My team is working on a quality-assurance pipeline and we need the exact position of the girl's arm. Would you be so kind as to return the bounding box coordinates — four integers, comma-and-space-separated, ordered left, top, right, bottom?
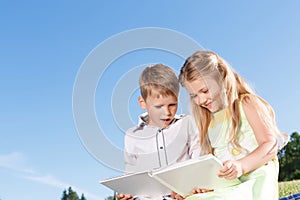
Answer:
239, 94, 278, 174
218, 94, 278, 179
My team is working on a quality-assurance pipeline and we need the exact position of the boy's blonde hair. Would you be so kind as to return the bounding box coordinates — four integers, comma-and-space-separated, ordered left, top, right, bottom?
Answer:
139, 64, 179, 100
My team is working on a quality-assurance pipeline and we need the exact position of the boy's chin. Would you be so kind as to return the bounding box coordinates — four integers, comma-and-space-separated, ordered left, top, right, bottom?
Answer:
151, 119, 173, 128
154, 123, 168, 129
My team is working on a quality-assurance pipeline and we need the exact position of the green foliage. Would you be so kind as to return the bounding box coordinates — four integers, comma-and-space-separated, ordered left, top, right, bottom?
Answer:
61, 187, 86, 200
279, 180, 300, 198
80, 194, 87, 200
105, 196, 115, 200
62, 190, 68, 200
105, 192, 117, 200
278, 132, 300, 181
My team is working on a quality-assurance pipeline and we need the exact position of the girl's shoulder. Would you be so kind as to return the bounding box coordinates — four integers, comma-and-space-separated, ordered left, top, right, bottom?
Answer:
240, 94, 264, 109
240, 93, 257, 102
239, 93, 271, 124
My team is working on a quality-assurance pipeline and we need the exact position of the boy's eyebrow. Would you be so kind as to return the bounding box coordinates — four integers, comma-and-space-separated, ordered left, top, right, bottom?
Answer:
153, 101, 178, 106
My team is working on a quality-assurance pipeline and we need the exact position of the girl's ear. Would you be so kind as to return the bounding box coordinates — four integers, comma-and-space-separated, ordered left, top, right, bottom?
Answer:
138, 96, 147, 110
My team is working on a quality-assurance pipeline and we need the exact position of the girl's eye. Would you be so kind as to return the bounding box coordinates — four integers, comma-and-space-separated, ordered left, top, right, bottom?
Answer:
190, 94, 197, 99
203, 90, 208, 94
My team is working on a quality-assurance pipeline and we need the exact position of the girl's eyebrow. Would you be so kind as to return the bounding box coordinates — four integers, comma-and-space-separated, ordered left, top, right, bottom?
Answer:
199, 86, 208, 92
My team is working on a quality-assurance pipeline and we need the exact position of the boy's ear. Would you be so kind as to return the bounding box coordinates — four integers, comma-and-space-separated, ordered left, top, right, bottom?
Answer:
138, 96, 147, 110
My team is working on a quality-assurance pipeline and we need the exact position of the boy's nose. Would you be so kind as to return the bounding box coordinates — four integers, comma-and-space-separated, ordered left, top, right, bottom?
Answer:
164, 107, 171, 116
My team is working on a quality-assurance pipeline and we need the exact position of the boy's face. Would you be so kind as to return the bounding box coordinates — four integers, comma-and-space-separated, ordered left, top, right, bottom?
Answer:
139, 92, 178, 128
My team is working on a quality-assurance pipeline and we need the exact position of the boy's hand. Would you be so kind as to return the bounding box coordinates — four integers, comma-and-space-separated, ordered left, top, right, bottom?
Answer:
116, 193, 134, 200
171, 191, 186, 200
218, 160, 243, 179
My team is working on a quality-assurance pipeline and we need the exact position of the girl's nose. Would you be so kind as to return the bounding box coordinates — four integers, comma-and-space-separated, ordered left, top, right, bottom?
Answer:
195, 95, 207, 106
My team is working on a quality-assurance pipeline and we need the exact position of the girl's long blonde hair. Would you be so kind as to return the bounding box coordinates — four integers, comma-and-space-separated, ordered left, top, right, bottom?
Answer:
179, 50, 282, 155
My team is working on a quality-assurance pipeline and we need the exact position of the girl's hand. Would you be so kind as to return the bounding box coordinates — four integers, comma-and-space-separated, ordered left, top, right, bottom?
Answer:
171, 188, 213, 200
192, 188, 213, 194
218, 160, 243, 179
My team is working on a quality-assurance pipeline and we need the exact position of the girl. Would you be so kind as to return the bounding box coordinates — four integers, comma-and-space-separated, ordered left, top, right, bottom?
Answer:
179, 50, 289, 200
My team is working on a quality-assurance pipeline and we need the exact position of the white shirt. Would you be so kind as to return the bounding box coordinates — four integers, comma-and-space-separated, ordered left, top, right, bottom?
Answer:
124, 113, 200, 173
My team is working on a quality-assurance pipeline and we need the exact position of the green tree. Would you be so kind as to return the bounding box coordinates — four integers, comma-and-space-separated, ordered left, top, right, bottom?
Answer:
278, 132, 300, 181
80, 194, 87, 200
105, 196, 115, 200
105, 192, 117, 200
61, 187, 86, 200
68, 187, 79, 200
61, 190, 68, 200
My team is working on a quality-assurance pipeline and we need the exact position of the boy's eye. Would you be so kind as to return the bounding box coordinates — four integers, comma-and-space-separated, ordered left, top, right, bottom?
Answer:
154, 105, 162, 108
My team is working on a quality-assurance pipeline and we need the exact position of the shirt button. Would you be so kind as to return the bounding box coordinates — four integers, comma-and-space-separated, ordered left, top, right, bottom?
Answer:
160, 146, 163, 149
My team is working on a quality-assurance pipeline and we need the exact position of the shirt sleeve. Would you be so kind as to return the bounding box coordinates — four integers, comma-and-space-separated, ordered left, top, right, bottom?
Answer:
124, 132, 138, 173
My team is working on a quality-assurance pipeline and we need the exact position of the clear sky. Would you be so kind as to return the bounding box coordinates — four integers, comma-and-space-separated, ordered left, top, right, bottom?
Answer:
1, 1, 300, 199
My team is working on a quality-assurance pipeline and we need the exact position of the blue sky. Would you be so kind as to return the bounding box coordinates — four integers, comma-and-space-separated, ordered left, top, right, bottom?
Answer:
1, 1, 300, 199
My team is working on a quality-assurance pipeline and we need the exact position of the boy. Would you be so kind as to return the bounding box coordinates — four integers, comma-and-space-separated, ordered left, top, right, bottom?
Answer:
118, 64, 200, 200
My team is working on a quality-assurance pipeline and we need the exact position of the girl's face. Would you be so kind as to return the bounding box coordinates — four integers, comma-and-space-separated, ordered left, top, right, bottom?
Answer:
184, 77, 227, 113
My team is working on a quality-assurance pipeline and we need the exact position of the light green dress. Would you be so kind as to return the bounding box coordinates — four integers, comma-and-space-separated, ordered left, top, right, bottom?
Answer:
187, 100, 279, 200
